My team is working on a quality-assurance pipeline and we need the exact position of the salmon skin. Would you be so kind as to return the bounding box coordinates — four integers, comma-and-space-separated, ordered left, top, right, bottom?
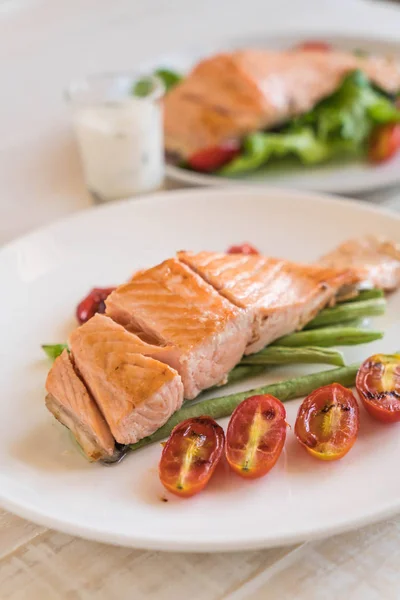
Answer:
106, 258, 251, 399
69, 314, 184, 445
178, 251, 357, 353
164, 49, 400, 158
320, 235, 400, 291
45, 349, 116, 461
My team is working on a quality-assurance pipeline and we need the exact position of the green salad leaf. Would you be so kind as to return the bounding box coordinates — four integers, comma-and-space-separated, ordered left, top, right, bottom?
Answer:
220, 129, 355, 176
133, 69, 182, 97
219, 70, 400, 176
294, 70, 400, 141
42, 344, 68, 361
132, 78, 154, 98
154, 68, 182, 91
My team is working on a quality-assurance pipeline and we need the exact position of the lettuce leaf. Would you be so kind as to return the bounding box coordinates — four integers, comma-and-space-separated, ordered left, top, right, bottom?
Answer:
219, 70, 400, 176
219, 129, 358, 176
42, 344, 68, 361
294, 70, 400, 142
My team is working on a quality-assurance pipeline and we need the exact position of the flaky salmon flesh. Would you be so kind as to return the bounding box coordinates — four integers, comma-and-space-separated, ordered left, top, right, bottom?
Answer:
45, 237, 400, 455
178, 251, 357, 353
320, 235, 400, 291
106, 258, 250, 399
164, 48, 400, 158
69, 314, 184, 445
45, 350, 116, 461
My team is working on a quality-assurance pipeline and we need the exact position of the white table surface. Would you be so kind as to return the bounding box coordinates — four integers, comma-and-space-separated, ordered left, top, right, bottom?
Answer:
1, 1, 400, 598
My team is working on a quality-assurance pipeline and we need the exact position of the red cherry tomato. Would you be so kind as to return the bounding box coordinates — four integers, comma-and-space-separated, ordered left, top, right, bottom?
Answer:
296, 40, 332, 52
356, 353, 400, 423
368, 124, 400, 164
225, 395, 287, 479
76, 287, 116, 324
187, 141, 241, 172
159, 416, 225, 498
295, 383, 359, 461
226, 243, 260, 255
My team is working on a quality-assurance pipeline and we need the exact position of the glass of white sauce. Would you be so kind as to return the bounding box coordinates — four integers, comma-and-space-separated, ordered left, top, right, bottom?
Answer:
66, 73, 165, 202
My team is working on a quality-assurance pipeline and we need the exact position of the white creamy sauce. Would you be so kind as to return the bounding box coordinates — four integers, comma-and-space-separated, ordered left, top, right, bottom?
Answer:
73, 98, 164, 201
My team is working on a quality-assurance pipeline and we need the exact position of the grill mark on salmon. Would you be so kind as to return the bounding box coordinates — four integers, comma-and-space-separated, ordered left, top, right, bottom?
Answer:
106, 258, 251, 398
164, 49, 400, 158
69, 314, 184, 445
178, 251, 357, 353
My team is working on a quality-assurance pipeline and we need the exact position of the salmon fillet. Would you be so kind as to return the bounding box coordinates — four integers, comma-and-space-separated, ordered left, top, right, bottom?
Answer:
106, 258, 250, 398
164, 49, 400, 158
69, 314, 184, 445
178, 251, 356, 353
320, 235, 400, 291
45, 350, 116, 461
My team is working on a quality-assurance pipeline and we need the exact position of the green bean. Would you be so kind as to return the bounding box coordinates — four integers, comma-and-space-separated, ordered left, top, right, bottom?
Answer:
129, 363, 359, 451
305, 298, 386, 329
273, 326, 383, 348
341, 289, 384, 303
326, 318, 365, 328
240, 345, 344, 366
225, 365, 266, 384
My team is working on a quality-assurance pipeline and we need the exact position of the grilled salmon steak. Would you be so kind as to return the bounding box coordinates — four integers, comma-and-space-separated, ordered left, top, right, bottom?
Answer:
69, 314, 184, 445
178, 251, 357, 353
106, 258, 250, 398
45, 349, 115, 461
164, 49, 400, 158
320, 235, 400, 291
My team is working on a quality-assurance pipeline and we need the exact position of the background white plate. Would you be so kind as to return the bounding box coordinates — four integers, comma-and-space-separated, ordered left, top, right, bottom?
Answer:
1, 187, 400, 552
152, 33, 400, 194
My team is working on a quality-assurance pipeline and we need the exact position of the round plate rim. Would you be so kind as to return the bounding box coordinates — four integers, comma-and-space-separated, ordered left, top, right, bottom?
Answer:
2, 185, 400, 552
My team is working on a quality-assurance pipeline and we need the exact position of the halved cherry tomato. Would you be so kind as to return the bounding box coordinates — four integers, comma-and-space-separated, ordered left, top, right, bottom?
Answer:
187, 141, 241, 172
159, 416, 225, 497
76, 287, 116, 324
356, 353, 400, 423
368, 124, 400, 164
225, 394, 287, 479
295, 383, 359, 461
226, 243, 260, 255
296, 40, 332, 52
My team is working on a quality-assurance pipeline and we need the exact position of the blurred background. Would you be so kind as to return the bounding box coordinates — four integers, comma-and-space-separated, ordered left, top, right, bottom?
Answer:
1, 0, 399, 244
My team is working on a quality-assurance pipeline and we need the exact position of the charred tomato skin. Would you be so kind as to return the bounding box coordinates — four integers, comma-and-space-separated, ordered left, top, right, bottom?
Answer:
295, 383, 359, 461
226, 243, 260, 255
76, 287, 116, 324
356, 353, 400, 423
225, 394, 287, 479
159, 416, 225, 498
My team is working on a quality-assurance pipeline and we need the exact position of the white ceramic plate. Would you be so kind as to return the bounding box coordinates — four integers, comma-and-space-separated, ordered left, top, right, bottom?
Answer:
1, 187, 400, 552
149, 33, 400, 194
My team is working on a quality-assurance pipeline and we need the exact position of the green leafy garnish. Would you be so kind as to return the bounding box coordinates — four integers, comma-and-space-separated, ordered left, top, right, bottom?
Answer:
293, 71, 400, 142
154, 68, 182, 91
220, 129, 350, 176
42, 344, 68, 361
132, 69, 182, 97
132, 78, 154, 98
219, 70, 400, 176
